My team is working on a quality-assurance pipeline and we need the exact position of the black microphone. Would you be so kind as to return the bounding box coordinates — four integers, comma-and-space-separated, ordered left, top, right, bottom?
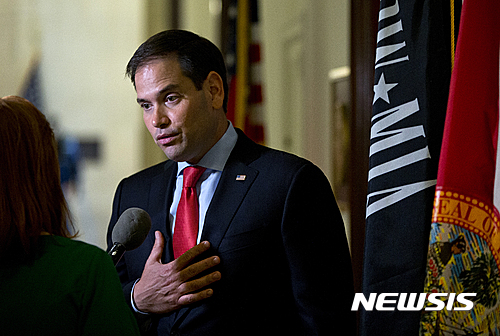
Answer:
108, 207, 152, 266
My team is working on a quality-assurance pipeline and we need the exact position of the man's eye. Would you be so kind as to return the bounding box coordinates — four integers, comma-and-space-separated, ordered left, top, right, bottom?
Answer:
141, 103, 152, 110
165, 95, 180, 104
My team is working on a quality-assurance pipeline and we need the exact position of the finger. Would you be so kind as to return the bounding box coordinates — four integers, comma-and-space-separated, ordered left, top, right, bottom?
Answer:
145, 231, 164, 265
177, 288, 215, 306
180, 270, 221, 295
180, 256, 220, 282
175, 241, 211, 269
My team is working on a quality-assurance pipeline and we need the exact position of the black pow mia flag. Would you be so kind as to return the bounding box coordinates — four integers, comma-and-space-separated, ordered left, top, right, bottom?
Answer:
360, 0, 461, 334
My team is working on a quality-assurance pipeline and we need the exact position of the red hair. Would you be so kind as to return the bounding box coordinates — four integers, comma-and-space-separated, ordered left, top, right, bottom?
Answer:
0, 96, 75, 261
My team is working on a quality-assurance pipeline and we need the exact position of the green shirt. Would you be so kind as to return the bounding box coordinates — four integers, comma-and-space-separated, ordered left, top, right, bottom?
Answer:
0, 235, 140, 335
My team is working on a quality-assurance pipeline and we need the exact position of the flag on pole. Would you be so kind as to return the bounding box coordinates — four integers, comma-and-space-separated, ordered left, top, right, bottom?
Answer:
420, 0, 500, 334
223, 0, 265, 144
361, 0, 461, 334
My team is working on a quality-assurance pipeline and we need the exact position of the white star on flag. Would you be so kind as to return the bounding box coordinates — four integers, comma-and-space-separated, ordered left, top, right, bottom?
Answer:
373, 73, 398, 105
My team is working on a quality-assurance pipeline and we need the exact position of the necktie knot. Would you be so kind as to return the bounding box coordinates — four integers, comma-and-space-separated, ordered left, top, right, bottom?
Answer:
183, 166, 206, 188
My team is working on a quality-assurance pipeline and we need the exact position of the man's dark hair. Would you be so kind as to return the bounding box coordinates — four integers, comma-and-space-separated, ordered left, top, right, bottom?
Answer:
126, 29, 228, 112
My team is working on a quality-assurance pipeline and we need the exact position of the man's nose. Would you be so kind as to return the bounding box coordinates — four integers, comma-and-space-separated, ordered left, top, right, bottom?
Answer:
151, 106, 170, 128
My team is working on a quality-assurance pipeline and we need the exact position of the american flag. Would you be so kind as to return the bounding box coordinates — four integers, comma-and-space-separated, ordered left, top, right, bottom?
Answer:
223, 0, 265, 144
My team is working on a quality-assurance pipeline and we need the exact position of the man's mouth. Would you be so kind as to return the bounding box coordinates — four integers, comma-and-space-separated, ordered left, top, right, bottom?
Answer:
156, 132, 179, 145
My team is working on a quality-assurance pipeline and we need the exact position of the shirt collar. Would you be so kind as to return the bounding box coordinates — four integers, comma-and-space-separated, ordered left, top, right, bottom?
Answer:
177, 121, 238, 175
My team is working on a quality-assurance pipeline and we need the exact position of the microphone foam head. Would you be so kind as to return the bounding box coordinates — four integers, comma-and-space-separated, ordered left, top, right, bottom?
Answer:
112, 207, 152, 250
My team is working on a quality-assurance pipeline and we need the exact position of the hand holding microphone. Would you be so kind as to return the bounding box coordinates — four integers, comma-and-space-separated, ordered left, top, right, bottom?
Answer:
108, 207, 152, 266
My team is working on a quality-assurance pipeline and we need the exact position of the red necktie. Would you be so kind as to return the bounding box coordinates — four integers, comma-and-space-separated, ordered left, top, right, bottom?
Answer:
172, 166, 206, 259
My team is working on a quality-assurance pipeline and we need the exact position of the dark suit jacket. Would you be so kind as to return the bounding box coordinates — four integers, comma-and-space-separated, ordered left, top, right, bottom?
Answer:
107, 130, 355, 335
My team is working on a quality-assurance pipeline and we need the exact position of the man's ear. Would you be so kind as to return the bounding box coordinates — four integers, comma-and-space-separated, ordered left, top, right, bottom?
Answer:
206, 71, 224, 110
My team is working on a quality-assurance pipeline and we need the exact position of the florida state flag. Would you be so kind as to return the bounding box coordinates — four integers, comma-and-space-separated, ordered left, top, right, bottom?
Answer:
421, 0, 500, 334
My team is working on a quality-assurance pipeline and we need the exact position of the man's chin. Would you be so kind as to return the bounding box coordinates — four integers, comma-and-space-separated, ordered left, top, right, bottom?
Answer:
162, 150, 188, 163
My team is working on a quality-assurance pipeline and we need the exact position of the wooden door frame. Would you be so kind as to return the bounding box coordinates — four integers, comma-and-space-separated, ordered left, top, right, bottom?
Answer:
349, 0, 379, 293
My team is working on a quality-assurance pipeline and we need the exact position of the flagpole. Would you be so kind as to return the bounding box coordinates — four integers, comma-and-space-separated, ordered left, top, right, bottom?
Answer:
450, 0, 456, 70
235, 0, 249, 131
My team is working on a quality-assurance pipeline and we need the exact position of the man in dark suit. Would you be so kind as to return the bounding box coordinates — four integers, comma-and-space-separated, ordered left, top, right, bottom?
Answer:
107, 29, 355, 335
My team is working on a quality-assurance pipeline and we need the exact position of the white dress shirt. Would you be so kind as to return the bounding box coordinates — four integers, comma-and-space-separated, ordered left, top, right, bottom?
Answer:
169, 121, 238, 243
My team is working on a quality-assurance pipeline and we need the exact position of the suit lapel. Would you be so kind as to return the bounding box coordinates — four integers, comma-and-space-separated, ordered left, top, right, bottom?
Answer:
201, 160, 258, 249
173, 130, 261, 327
201, 130, 261, 249
175, 129, 261, 325
148, 160, 177, 263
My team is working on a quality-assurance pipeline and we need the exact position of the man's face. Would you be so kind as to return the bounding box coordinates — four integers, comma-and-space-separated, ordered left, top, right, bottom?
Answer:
135, 57, 224, 163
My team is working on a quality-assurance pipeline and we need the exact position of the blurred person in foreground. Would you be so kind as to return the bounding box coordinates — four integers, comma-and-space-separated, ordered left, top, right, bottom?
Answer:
107, 29, 355, 335
0, 96, 140, 336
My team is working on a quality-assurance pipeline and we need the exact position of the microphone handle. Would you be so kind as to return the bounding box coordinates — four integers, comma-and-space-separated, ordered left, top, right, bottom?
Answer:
108, 242, 126, 266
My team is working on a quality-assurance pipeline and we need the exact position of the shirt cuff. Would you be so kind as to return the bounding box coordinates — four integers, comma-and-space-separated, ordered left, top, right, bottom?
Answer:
131, 278, 150, 315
